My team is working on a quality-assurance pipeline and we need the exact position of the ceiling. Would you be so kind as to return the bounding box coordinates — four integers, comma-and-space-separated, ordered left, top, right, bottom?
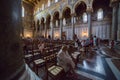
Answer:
23, 0, 41, 5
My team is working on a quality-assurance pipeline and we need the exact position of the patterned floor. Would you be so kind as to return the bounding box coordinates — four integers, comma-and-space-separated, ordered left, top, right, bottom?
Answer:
36, 46, 119, 80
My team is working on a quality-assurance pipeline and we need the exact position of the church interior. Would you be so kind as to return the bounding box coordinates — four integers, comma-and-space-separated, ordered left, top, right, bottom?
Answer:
0, 0, 120, 80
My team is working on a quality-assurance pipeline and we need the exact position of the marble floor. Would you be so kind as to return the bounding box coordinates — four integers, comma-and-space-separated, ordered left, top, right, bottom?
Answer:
33, 45, 120, 80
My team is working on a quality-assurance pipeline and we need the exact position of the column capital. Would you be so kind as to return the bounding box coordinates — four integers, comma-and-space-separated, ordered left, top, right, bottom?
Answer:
86, 7, 93, 13
59, 17, 63, 20
71, 13, 76, 17
59, 13, 63, 19
50, 16, 53, 22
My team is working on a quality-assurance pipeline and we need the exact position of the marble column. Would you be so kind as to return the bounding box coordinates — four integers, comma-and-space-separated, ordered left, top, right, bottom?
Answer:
0, 0, 25, 79
111, 2, 119, 40
71, 13, 75, 40
38, 21, 42, 36
87, 11, 92, 38
117, 2, 120, 41
59, 18, 63, 40
50, 17, 54, 39
44, 21, 47, 38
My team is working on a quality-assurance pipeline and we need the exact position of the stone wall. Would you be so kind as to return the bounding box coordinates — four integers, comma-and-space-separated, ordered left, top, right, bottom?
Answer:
22, 2, 34, 38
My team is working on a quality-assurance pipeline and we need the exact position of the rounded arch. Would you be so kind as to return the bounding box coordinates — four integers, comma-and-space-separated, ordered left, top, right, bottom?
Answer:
93, 0, 111, 11
92, 0, 112, 20
46, 14, 51, 29
73, 0, 87, 13
40, 17, 45, 30
53, 11, 60, 21
62, 7, 71, 18
74, 1, 87, 16
53, 11, 60, 27
51, 9, 60, 17
62, 5, 72, 14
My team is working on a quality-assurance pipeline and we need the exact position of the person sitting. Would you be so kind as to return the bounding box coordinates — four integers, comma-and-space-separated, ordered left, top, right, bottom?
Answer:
57, 45, 75, 73
38, 42, 45, 53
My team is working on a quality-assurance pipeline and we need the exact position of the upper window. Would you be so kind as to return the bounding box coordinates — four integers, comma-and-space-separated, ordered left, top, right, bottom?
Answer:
63, 18, 66, 26
55, 0, 58, 3
22, 7, 24, 17
97, 8, 103, 21
56, 20, 58, 27
83, 12, 87, 23
48, 0, 51, 7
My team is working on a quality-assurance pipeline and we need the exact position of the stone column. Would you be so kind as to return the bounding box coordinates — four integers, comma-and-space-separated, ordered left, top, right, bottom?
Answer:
87, 8, 92, 38
39, 21, 41, 36
59, 17, 63, 40
111, 1, 119, 40
71, 13, 75, 40
117, 2, 120, 41
0, 0, 25, 79
44, 20, 47, 38
50, 17, 54, 39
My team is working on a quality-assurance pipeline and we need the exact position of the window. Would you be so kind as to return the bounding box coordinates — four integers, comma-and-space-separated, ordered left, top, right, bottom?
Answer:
55, 0, 58, 3
97, 8, 103, 21
83, 12, 87, 23
42, 4, 44, 10
63, 18, 66, 26
56, 20, 58, 27
22, 7, 24, 17
48, 0, 50, 7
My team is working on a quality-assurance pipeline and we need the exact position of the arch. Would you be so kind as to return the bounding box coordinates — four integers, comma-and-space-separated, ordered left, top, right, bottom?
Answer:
53, 11, 60, 21
93, 0, 111, 11
62, 7, 71, 18
46, 14, 51, 29
73, 0, 87, 13
92, 0, 112, 19
74, 1, 87, 16
51, 9, 60, 17
62, 5, 72, 14
40, 17, 45, 30
53, 11, 60, 27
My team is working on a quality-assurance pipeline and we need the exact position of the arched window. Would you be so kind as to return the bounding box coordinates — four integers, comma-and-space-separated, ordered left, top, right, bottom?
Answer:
22, 7, 24, 17
48, 0, 51, 7
97, 8, 103, 21
83, 12, 87, 23
55, 0, 58, 3
56, 20, 58, 27
63, 18, 66, 26
42, 4, 44, 10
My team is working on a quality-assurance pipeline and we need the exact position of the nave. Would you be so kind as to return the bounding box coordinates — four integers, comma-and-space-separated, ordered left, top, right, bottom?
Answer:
23, 38, 120, 80
0, 0, 120, 80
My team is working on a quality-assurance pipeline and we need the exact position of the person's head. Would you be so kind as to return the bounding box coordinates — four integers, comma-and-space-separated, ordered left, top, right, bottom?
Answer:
61, 45, 68, 51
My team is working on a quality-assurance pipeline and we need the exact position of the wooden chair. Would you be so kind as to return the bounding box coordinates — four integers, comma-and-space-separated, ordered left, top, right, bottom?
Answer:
33, 49, 46, 75
43, 50, 65, 80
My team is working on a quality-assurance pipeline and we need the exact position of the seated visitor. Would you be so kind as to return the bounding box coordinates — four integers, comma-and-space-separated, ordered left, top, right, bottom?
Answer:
48, 35, 51, 40
57, 45, 75, 73
38, 42, 45, 53
110, 40, 114, 49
